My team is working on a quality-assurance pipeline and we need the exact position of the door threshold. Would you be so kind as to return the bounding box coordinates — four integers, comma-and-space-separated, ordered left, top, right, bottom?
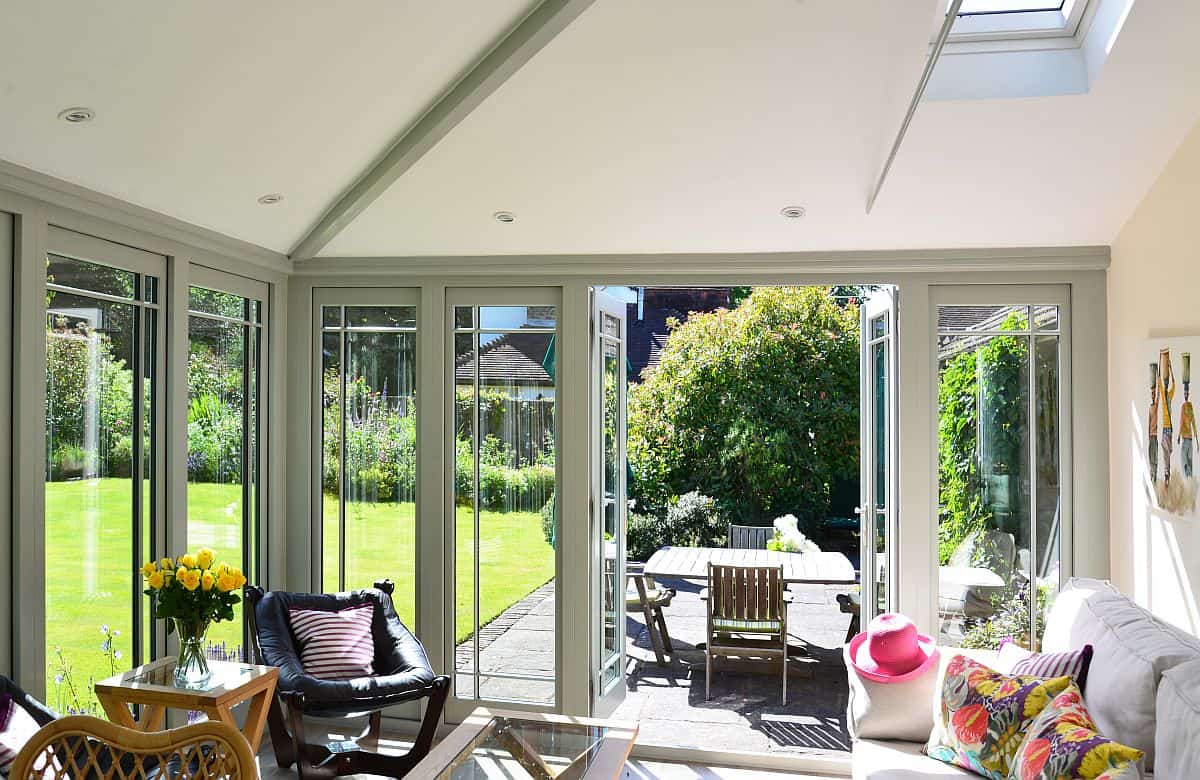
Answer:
630, 742, 851, 777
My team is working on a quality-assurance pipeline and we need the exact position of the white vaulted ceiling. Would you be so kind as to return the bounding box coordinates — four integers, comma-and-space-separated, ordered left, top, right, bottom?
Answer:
2, 0, 1200, 259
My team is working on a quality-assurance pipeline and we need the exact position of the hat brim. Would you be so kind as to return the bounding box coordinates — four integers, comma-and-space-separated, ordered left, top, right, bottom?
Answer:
845, 631, 939, 684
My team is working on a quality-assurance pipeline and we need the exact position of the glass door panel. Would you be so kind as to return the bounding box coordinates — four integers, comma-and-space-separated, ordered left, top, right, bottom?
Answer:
452, 300, 557, 706
45, 246, 161, 717
859, 290, 896, 623
935, 297, 1064, 650
186, 281, 264, 662
593, 293, 627, 715
319, 303, 418, 628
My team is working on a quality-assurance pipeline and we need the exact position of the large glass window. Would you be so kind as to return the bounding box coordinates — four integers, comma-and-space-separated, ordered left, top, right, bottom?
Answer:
936, 302, 1062, 650
453, 303, 557, 705
320, 304, 418, 627
45, 252, 159, 715
186, 282, 263, 661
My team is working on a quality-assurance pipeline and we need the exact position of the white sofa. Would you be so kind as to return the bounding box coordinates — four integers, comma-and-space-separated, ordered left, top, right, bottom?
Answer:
851, 578, 1200, 779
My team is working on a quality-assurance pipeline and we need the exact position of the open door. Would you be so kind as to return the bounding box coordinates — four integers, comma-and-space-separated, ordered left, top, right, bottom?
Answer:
591, 290, 627, 715
859, 288, 898, 625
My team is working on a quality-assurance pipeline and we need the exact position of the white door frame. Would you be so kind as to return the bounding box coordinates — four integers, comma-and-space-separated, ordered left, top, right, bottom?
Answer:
860, 288, 899, 624
590, 289, 628, 715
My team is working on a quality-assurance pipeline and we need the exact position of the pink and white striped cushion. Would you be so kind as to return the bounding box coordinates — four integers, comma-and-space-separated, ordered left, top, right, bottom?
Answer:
0, 695, 44, 773
998, 640, 1094, 692
288, 604, 376, 681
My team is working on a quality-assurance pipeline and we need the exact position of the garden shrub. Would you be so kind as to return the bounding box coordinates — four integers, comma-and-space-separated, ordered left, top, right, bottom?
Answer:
627, 512, 664, 562
628, 286, 860, 532
663, 491, 726, 548
541, 492, 556, 545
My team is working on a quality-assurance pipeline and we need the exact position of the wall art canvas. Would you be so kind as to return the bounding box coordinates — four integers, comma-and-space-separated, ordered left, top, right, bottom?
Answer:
1144, 338, 1200, 519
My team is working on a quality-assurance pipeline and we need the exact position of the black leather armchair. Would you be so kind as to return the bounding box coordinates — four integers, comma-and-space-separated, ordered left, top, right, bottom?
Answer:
245, 580, 450, 779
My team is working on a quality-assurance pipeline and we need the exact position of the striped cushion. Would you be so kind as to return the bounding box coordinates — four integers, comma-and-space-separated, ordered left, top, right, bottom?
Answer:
0, 695, 43, 774
289, 604, 376, 680
712, 617, 783, 634
998, 639, 1093, 693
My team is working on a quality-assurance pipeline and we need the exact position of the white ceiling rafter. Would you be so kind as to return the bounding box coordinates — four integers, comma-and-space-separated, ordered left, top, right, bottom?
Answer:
288, 0, 598, 262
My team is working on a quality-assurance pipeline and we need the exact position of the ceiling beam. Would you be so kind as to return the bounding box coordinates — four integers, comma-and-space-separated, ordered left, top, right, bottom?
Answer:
866, 0, 962, 214
289, 0, 596, 261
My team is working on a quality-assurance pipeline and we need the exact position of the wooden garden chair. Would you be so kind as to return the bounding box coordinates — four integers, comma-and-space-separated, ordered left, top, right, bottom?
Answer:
626, 563, 676, 666
705, 563, 789, 705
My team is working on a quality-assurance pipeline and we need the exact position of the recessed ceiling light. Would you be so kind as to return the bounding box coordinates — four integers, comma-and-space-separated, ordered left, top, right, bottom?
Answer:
493, 211, 515, 223
780, 205, 806, 219
58, 107, 95, 124
257, 193, 284, 205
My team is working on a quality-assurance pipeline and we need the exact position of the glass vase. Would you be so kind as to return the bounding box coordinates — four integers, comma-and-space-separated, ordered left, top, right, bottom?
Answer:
172, 618, 212, 688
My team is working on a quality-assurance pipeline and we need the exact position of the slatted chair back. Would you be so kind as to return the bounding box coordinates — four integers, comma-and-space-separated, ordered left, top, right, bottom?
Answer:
707, 563, 785, 624
9, 716, 258, 780
726, 524, 773, 550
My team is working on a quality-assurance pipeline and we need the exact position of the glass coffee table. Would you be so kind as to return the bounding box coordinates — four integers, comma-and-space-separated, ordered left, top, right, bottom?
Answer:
408, 707, 638, 780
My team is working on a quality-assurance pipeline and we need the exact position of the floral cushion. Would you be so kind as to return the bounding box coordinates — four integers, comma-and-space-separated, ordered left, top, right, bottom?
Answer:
1009, 682, 1144, 779
925, 655, 1071, 780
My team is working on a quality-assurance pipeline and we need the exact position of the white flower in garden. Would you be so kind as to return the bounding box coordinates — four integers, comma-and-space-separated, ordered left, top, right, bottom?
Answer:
771, 514, 822, 554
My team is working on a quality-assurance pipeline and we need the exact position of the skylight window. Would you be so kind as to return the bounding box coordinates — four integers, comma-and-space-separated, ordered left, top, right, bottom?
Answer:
958, 1, 1064, 15
946, 0, 1091, 43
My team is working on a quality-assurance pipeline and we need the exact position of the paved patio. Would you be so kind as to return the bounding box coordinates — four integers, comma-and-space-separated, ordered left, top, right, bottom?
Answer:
452, 574, 857, 759
612, 576, 855, 757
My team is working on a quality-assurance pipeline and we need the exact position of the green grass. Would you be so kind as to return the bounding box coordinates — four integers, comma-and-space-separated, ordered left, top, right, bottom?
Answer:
45, 479, 554, 715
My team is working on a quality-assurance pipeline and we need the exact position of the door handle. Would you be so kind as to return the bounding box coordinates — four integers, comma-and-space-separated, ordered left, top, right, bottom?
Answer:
854, 506, 867, 516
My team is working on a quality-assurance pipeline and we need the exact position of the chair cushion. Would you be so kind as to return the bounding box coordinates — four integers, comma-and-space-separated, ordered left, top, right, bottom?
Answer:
289, 604, 376, 680
1041, 577, 1200, 771
0, 694, 47, 774
1154, 658, 1200, 780
852, 739, 977, 779
253, 586, 436, 718
1010, 682, 1144, 780
711, 617, 783, 634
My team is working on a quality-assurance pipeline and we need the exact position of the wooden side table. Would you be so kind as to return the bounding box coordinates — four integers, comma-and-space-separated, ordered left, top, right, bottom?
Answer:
94, 657, 278, 753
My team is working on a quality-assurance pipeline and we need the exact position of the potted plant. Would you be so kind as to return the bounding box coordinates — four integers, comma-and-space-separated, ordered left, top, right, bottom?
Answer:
141, 549, 246, 688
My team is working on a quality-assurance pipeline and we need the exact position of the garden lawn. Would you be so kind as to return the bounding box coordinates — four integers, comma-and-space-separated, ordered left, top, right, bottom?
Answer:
44, 479, 554, 715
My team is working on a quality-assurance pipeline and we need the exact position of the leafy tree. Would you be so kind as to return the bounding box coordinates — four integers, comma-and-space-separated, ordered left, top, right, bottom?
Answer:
628, 286, 860, 532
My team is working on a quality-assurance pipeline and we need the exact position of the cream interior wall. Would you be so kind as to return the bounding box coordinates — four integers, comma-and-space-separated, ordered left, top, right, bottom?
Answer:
1110, 118, 1200, 633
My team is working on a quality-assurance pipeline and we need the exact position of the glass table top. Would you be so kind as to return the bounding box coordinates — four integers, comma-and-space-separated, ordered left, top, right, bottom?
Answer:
126, 661, 262, 693
440, 716, 610, 779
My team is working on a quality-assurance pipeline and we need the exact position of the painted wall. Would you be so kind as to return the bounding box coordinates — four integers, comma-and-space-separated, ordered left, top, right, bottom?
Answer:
1109, 118, 1200, 634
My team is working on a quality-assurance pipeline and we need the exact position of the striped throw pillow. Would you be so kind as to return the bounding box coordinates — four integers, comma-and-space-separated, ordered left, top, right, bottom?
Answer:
288, 604, 376, 680
998, 640, 1093, 693
0, 695, 44, 774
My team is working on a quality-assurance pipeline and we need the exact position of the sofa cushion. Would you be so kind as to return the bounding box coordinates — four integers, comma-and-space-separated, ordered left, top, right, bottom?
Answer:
846, 646, 999, 743
852, 739, 977, 780
1041, 577, 1200, 771
1010, 682, 1144, 779
926, 656, 1071, 780
1154, 658, 1200, 780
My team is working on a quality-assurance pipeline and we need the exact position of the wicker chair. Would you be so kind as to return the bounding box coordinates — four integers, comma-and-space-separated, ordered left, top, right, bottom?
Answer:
9, 716, 257, 779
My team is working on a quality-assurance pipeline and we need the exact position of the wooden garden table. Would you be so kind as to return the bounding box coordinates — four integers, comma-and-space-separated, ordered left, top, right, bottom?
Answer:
94, 657, 278, 753
644, 546, 857, 584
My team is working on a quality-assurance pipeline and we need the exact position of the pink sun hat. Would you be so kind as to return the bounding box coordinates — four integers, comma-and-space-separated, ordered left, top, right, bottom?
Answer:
847, 613, 939, 684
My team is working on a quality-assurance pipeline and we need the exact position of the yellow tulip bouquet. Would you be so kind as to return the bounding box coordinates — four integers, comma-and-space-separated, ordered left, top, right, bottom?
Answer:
140, 548, 246, 687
